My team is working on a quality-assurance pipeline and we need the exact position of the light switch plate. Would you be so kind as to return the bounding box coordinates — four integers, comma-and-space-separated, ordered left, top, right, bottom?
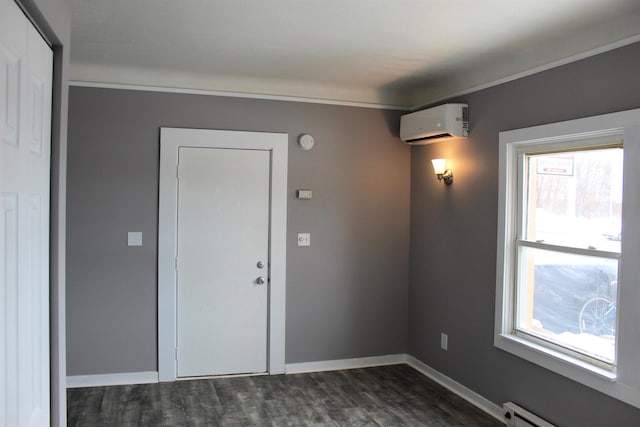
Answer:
297, 233, 310, 247
128, 232, 143, 246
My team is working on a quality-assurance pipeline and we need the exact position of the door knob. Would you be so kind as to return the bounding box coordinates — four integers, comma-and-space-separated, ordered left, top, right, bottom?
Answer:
257, 261, 265, 269
256, 276, 266, 285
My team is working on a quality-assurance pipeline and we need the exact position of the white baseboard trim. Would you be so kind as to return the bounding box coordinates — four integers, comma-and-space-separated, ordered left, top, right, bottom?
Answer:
406, 355, 504, 423
67, 371, 159, 388
286, 354, 408, 374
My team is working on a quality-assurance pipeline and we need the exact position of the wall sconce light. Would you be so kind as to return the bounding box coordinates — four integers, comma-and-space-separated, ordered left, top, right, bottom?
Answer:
431, 158, 453, 185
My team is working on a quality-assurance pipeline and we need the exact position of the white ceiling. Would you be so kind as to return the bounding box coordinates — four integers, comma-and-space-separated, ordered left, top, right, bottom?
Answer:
70, 0, 640, 108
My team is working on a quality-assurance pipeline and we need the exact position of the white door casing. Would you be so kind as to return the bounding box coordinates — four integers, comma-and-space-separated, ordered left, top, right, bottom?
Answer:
176, 147, 270, 377
0, 0, 53, 425
158, 128, 288, 381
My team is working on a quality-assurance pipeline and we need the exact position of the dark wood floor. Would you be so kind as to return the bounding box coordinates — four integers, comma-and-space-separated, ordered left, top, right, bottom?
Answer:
67, 364, 503, 426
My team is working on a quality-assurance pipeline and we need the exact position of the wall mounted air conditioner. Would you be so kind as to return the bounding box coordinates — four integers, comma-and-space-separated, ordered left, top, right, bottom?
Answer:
400, 103, 469, 144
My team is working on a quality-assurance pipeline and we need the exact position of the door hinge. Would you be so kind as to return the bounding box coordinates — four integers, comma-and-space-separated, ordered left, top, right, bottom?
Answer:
176, 164, 179, 179
175, 347, 178, 360
175, 257, 178, 271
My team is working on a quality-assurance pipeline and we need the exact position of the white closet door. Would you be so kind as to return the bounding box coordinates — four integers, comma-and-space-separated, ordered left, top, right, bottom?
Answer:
0, 0, 53, 425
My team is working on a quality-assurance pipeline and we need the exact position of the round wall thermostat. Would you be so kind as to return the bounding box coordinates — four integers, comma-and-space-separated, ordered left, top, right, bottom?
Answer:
297, 134, 315, 150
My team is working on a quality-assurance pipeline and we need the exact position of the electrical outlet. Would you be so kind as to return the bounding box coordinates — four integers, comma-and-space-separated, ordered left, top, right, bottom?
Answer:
440, 333, 448, 351
297, 233, 311, 247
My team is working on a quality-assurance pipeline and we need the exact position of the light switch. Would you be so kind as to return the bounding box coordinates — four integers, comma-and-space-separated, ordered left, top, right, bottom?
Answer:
128, 232, 143, 246
297, 233, 310, 247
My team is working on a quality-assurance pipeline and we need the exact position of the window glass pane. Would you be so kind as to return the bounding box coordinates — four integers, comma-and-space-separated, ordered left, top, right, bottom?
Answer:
524, 148, 623, 252
516, 246, 618, 364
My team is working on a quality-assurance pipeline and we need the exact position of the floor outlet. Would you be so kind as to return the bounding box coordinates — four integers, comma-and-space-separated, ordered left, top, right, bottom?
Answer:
441, 333, 448, 351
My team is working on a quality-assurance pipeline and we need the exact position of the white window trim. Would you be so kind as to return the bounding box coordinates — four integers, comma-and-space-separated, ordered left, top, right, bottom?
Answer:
495, 108, 640, 409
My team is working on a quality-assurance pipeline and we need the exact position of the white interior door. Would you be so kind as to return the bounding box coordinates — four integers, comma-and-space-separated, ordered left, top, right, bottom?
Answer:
0, 0, 53, 425
158, 128, 287, 382
176, 147, 270, 377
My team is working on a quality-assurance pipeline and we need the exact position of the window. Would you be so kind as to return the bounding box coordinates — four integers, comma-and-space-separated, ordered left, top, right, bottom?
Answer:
495, 108, 640, 409
516, 144, 622, 368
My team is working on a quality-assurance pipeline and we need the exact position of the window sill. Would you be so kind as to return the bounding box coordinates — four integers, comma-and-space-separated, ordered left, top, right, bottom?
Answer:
495, 333, 617, 382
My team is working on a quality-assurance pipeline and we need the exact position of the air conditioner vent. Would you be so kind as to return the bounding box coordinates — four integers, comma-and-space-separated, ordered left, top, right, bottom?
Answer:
405, 133, 453, 143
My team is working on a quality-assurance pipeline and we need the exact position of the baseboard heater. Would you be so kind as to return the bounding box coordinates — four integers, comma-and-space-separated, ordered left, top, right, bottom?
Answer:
503, 402, 555, 427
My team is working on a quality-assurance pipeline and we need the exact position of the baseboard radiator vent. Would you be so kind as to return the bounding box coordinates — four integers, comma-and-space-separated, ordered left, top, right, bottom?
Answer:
503, 402, 555, 427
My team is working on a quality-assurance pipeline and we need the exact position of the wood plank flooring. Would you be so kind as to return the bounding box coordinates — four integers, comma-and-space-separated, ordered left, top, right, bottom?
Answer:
67, 364, 503, 426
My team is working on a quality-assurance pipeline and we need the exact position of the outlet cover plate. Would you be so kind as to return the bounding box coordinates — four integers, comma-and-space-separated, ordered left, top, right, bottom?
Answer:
441, 333, 448, 350
297, 233, 310, 247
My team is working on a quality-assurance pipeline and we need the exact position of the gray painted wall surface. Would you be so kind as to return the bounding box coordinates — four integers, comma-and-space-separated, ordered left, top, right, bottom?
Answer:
408, 42, 640, 426
17, 1, 71, 426
66, 89, 410, 375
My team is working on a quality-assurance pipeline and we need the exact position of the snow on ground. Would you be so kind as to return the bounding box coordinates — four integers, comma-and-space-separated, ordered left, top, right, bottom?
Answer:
555, 331, 615, 362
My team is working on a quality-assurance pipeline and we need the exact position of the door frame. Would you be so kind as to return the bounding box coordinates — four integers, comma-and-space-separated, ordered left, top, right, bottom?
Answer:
158, 127, 288, 381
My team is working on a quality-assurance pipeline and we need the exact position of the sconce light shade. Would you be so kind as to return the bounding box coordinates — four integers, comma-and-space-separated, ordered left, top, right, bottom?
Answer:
431, 159, 447, 175
431, 158, 453, 185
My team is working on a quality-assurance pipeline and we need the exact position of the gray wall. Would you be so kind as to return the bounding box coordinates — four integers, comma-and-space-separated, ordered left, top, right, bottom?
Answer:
66, 89, 410, 374
17, 0, 71, 426
408, 42, 640, 426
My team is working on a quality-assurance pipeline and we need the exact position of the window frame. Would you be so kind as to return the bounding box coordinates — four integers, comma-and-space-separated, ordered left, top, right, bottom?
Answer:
495, 108, 640, 409
515, 142, 622, 369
